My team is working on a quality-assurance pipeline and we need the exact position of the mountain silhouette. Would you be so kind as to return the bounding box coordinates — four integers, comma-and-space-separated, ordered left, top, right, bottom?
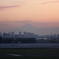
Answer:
14, 24, 59, 35
21, 24, 34, 29
15, 24, 36, 32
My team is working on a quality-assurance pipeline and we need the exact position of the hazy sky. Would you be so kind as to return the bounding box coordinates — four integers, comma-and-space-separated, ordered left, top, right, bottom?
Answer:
0, 0, 59, 22
0, 0, 59, 34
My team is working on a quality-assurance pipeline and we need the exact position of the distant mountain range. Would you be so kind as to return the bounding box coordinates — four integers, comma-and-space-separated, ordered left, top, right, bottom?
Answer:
14, 24, 59, 35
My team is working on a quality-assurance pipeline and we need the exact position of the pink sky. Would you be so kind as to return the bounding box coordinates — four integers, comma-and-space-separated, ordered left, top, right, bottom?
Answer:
0, 0, 59, 28
41, 1, 59, 4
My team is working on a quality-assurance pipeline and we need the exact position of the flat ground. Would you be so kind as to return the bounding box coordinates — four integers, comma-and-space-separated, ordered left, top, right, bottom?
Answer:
0, 48, 59, 59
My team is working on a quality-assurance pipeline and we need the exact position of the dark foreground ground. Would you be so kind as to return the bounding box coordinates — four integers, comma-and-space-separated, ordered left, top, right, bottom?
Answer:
0, 48, 59, 59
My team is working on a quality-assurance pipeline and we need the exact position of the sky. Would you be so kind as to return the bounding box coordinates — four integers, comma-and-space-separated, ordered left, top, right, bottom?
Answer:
0, 0, 59, 35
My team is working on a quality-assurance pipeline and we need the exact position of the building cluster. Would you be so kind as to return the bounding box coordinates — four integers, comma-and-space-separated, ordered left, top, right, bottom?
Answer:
0, 32, 59, 43
0, 32, 39, 38
0, 32, 59, 39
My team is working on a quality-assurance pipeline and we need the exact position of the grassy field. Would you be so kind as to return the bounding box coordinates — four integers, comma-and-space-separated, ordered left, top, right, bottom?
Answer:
0, 48, 59, 54
0, 56, 59, 59
0, 48, 59, 59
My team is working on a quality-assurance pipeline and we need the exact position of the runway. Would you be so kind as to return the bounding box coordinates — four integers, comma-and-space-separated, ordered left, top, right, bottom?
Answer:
0, 43, 59, 48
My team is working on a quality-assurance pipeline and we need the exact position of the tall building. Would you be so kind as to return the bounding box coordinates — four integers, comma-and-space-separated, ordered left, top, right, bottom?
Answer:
11, 32, 15, 38
0, 32, 2, 37
19, 32, 22, 35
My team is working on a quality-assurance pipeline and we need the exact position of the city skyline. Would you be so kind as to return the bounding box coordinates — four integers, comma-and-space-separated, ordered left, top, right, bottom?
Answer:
0, 31, 59, 38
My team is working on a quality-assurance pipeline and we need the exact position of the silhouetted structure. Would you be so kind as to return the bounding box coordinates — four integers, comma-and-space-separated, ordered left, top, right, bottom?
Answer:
0, 36, 2, 43
2, 38, 37, 43
15, 38, 37, 43
2, 38, 13, 43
